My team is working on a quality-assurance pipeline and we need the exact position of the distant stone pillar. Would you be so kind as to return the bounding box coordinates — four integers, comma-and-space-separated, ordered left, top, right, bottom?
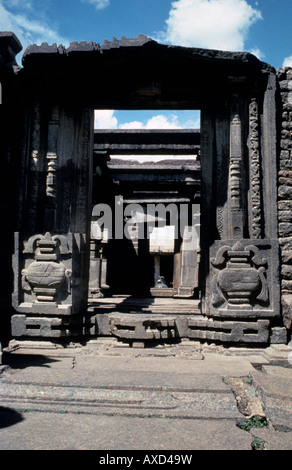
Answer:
88, 216, 110, 298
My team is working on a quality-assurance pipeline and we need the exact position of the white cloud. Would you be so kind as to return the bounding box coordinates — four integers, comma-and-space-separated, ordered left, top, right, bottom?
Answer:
94, 110, 118, 129
95, 111, 200, 130
120, 114, 183, 130
3, 0, 29, 7
249, 47, 265, 61
84, 0, 110, 10
119, 121, 144, 130
283, 55, 292, 67
158, 0, 262, 52
0, 1, 69, 58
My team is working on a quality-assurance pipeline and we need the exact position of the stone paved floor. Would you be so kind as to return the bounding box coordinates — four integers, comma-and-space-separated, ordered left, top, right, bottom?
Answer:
0, 340, 291, 451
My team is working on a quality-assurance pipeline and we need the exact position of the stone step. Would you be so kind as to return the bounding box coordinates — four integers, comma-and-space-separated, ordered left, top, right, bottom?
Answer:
0, 377, 241, 419
0, 351, 244, 420
88, 296, 201, 315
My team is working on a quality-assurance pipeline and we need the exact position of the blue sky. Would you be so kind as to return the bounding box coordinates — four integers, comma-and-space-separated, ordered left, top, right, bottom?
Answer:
1, 0, 292, 130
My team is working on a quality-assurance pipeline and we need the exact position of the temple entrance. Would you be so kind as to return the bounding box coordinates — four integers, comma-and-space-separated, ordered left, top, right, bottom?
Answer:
9, 34, 282, 345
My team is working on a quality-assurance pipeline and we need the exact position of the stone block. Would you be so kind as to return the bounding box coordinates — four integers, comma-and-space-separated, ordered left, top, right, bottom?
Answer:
279, 223, 292, 237
187, 318, 270, 344
278, 200, 292, 212
282, 295, 292, 329
150, 288, 174, 297
11, 315, 64, 338
278, 211, 292, 222
280, 279, 292, 292
11, 314, 92, 338
270, 327, 287, 344
281, 251, 292, 264
175, 317, 190, 337
278, 186, 292, 200
279, 159, 292, 170
279, 150, 290, 160
279, 237, 292, 251
109, 314, 177, 342
281, 265, 292, 280
279, 172, 292, 186
279, 80, 289, 90
95, 313, 111, 336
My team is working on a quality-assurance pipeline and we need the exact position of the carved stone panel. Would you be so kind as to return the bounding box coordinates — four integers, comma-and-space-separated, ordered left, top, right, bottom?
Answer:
209, 239, 280, 318
12, 232, 75, 315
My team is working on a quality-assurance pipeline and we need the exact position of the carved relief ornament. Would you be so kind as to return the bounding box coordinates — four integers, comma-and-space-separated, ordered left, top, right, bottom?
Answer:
211, 241, 269, 310
21, 232, 72, 304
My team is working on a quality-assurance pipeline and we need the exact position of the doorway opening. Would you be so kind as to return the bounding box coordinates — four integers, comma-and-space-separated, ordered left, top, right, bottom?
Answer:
89, 110, 201, 302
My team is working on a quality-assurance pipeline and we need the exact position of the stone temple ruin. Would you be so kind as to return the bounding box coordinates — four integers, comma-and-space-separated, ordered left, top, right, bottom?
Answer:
1, 31, 292, 357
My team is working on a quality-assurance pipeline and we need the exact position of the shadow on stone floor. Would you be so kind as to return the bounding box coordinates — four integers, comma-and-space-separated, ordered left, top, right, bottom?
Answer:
0, 406, 24, 429
2, 352, 60, 370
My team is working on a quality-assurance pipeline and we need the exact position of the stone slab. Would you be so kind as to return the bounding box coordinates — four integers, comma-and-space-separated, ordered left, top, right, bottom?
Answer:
250, 368, 292, 429
1, 345, 291, 450
0, 349, 252, 423
0, 411, 253, 450
0, 387, 241, 420
251, 369, 292, 400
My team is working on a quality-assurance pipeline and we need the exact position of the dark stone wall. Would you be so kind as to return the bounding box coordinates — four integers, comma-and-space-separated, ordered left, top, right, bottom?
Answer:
277, 67, 292, 339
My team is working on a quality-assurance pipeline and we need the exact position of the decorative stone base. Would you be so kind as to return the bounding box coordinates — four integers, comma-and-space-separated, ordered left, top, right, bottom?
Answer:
185, 318, 270, 344
93, 313, 271, 346
11, 292, 287, 347
11, 314, 95, 338
11, 298, 286, 347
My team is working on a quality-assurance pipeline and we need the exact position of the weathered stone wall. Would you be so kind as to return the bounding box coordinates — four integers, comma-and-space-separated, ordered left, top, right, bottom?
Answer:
277, 67, 292, 337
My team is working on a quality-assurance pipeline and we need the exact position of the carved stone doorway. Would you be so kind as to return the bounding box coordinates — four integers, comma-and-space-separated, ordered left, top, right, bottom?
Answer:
9, 35, 282, 345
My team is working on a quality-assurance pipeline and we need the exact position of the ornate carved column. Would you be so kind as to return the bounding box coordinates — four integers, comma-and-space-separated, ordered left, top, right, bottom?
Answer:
248, 97, 262, 239
228, 94, 244, 239
45, 105, 60, 231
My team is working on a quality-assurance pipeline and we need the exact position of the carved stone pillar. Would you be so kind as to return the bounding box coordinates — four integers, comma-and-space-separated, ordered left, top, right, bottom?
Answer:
228, 94, 244, 239
201, 78, 281, 344
248, 98, 262, 239
12, 103, 93, 339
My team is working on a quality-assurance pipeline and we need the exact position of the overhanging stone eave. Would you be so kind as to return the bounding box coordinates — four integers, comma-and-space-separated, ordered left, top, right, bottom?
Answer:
16, 35, 275, 109
20, 34, 275, 75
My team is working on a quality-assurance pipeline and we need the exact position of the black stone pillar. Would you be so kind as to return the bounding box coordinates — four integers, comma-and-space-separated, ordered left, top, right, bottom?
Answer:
11, 102, 94, 339
0, 32, 22, 357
